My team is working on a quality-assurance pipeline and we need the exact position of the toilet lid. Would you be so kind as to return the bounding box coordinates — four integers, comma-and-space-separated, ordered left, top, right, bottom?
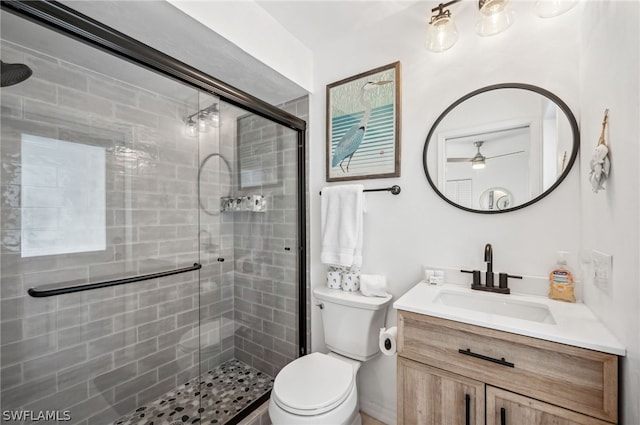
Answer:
272, 352, 355, 416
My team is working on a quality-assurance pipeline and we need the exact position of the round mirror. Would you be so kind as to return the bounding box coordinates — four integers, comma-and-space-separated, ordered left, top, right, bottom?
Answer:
423, 83, 579, 213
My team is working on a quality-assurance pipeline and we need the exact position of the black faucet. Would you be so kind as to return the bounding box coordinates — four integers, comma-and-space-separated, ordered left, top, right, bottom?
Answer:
462, 243, 520, 294
484, 243, 494, 287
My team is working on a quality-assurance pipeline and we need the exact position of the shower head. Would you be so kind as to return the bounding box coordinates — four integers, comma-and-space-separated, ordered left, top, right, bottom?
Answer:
1, 61, 33, 87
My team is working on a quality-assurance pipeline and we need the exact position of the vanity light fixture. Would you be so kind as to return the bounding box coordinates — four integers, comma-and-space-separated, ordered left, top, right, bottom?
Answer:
183, 103, 219, 137
426, 0, 576, 52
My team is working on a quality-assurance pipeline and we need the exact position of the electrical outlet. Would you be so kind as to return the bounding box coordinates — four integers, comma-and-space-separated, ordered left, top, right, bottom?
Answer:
592, 250, 612, 294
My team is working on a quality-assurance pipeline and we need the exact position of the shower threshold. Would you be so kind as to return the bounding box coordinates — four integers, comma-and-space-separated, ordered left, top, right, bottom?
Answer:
114, 359, 274, 425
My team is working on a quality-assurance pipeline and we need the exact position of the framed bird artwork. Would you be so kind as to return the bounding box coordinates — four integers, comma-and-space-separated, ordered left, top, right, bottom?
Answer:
326, 61, 401, 182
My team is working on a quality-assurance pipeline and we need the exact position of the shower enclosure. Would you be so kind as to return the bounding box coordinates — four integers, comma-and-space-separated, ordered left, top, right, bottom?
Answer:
0, 2, 307, 424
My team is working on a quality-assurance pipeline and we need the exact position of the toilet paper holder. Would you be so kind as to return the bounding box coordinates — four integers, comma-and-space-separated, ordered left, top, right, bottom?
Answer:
379, 326, 398, 356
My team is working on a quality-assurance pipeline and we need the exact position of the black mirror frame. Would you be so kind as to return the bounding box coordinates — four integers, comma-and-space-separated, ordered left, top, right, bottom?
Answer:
423, 83, 580, 214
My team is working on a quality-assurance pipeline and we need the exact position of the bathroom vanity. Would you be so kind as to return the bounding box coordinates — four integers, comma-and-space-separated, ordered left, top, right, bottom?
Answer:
394, 283, 624, 425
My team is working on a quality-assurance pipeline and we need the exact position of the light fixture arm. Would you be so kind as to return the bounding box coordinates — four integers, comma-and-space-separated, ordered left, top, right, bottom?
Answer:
431, 0, 462, 13
184, 103, 219, 123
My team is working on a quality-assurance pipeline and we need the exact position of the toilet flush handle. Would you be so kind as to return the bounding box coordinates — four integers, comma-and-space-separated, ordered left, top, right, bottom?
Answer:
315, 302, 324, 309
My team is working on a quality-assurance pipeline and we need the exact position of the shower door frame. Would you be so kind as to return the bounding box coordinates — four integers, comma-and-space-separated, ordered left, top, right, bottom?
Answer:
1, 0, 308, 414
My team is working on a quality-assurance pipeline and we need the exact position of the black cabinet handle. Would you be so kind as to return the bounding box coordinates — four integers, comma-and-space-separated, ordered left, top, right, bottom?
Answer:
458, 348, 515, 368
465, 394, 470, 425
500, 407, 506, 425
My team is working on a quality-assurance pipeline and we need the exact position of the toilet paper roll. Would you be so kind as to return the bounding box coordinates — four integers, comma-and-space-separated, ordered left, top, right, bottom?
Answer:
379, 326, 398, 356
341, 270, 360, 292
327, 270, 342, 289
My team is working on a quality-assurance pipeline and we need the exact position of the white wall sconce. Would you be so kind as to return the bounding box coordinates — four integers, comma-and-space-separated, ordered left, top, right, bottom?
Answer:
426, 0, 577, 52
183, 103, 220, 137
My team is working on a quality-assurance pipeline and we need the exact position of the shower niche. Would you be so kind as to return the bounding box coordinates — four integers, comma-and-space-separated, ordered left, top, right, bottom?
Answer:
0, 3, 307, 425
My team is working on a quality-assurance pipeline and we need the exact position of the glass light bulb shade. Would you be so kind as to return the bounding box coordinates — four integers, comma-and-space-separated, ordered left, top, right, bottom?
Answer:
207, 112, 220, 128
198, 117, 210, 133
476, 0, 514, 36
426, 16, 459, 52
534, 0, 578, 18
185, 119, 198, 137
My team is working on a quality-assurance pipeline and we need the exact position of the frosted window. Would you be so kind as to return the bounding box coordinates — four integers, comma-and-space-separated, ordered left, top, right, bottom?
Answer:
21, 134, 106, 257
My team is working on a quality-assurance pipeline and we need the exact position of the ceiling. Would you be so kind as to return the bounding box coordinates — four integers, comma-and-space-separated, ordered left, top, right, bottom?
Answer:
254, 0, 424, 50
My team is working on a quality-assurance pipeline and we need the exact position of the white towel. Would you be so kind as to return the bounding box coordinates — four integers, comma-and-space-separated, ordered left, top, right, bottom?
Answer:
320, 184, 364, 268
360, 274, 388, 297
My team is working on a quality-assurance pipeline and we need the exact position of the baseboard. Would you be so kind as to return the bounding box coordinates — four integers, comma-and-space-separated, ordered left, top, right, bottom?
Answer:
359, 399, 396, 425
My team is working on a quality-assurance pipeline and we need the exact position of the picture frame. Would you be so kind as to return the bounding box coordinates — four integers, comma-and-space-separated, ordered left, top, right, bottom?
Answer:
326, 61, 401, 182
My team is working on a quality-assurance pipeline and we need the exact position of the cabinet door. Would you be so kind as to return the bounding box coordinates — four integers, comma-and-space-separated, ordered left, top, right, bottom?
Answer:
486, 386, 614, 425
398, 357, 484, 425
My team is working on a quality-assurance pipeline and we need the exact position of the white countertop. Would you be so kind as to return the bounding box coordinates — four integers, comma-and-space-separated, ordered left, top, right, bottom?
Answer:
393, 282, 626, 356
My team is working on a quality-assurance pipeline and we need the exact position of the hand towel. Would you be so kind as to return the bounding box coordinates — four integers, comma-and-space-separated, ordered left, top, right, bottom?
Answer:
360, 274, 388, 297
320, 184, 364, 268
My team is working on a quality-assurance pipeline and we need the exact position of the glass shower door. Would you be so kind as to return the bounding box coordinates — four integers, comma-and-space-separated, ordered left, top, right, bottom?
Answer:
1, 9, 205, 424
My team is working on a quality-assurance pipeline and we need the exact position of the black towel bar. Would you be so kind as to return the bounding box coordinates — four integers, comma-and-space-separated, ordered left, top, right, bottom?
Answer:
319, 185, 401, 196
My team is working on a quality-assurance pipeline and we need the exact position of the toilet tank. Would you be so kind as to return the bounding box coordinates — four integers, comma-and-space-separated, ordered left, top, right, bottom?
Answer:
313, 286, 392, 361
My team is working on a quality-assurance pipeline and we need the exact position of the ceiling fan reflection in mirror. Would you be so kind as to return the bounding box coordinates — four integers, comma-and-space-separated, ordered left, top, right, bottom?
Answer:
447, 141, 524, 169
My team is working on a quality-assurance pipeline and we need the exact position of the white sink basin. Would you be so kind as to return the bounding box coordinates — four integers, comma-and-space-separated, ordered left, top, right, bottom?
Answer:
393, 282, 626, 355
434, 289, 556, 324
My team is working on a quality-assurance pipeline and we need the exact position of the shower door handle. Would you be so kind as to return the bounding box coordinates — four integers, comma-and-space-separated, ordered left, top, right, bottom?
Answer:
28, 263, 202, 297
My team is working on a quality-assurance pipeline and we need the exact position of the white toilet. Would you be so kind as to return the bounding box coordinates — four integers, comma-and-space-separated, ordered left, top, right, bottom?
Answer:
269, 286, 392, 425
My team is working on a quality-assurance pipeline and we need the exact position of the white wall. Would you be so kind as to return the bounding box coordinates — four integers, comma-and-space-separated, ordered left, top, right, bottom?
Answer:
167, 0, 314, 93
579, 1, 640, 423
309, 2, 584, 423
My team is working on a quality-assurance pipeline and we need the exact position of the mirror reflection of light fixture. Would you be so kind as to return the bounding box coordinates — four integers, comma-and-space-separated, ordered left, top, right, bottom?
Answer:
425, 2, 459, 52
476, 0, 514, 36
471, 157, 486, 169
185, 117, 198, 137
471, 142, 487, 169
184, 103, 219, 137
534, 0, 578, 18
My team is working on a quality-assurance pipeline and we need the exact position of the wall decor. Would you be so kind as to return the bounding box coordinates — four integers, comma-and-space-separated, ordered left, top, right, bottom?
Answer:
589, 108, 610, 193
326, 61, 401, 182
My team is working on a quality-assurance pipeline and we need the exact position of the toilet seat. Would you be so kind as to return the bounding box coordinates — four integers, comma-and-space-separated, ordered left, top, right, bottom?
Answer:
272, 352, 355, 416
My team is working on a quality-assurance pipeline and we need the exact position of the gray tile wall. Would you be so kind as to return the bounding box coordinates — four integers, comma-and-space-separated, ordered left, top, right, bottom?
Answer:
232, 97, 308, 377
0, 40, 229, 424
1, 32, 306, 425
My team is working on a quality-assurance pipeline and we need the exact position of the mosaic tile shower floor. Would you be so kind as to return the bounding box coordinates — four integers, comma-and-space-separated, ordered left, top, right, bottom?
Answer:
113, 359, 273, 425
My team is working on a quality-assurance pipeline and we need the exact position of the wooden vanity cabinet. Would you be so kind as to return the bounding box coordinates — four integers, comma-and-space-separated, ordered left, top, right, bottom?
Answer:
398, 357, 484, 425
397, 310, 619, 425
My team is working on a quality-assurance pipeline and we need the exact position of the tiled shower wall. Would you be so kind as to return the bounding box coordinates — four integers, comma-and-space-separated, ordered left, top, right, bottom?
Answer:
232, 97, 309, 377
0, 40, 230, 424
